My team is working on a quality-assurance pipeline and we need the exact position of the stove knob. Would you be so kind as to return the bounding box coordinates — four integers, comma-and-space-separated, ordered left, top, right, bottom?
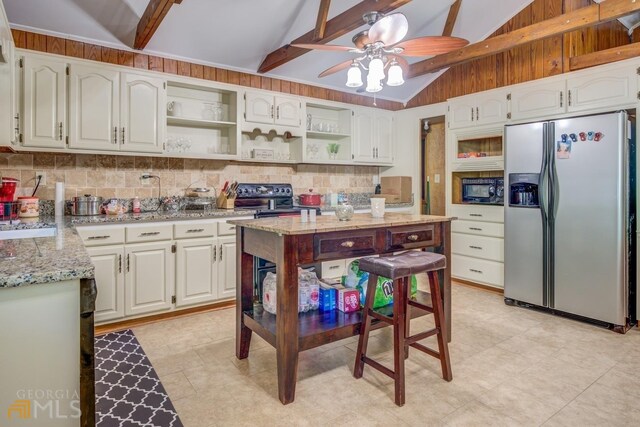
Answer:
243, 188, 249, 194
286, 188, 291, 194
274, 188, 279, 193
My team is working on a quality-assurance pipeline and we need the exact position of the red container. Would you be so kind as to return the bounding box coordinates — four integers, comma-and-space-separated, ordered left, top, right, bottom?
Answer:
299, 189, 323, 207
0, 177, 19, 202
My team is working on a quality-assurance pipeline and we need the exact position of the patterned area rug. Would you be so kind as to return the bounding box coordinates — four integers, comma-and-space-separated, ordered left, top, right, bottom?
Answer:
95, 329, 183, 427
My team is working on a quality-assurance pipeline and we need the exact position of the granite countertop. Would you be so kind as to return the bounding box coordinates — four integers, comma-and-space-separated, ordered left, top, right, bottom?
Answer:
228, 213, 454, 235
0, 208, 256, 289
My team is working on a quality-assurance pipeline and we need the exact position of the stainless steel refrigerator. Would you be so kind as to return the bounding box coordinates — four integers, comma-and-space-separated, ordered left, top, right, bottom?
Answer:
504, 111, 635, 331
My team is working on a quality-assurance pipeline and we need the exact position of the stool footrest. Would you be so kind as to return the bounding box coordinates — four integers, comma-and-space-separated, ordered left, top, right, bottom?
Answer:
369, 310, 393, 324
408, 299, 433, 313
362, 356, 395, 379
410, 342, 440, 359
406, 328, 438, 345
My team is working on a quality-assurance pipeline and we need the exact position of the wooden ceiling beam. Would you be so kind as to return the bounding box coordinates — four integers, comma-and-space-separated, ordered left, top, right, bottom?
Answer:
258, 0, 411, 74
134, 0, 182, 50
314, 0, 332, 40
442, 0, 462, 37
407, 0, 640, 79
570, 41, 640, 71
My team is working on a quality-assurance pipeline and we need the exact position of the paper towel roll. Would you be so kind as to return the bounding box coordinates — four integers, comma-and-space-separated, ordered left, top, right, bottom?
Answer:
55, 182, 65, 217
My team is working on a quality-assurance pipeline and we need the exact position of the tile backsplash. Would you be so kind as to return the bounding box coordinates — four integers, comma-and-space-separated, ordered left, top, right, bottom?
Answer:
0, 153, 378, 200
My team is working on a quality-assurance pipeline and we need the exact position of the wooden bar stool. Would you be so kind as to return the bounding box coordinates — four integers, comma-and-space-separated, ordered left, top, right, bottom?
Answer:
353, 251, 452, 406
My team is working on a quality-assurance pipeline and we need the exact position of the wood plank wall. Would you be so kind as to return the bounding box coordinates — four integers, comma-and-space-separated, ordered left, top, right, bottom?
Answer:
10, 29, 404, 111
405, 0, 633, 108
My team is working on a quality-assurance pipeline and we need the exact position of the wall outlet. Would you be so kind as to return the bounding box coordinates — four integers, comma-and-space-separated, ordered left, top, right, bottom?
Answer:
434, 174, 441, 184
35, 171, 46, 186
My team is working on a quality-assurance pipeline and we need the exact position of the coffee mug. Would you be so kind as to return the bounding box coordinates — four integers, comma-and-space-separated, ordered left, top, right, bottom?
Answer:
167, 101, 183, 117
370, 197, 385, 218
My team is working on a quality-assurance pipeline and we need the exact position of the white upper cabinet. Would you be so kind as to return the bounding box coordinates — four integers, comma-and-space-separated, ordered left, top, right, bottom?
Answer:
508, 80, 566, 121
567, 64, 638, 113
448, 89, 508, 129
69, 64, 120, 150
353, 107, 394, 165
120, 72, 165, 153
274, 95, 301, 127
23, 56, 67, 148
244, 91, 273, 124
244, 90, 301, 128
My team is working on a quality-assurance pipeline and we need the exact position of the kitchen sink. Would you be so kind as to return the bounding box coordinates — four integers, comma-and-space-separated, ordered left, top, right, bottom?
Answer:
0, 227, 57, 240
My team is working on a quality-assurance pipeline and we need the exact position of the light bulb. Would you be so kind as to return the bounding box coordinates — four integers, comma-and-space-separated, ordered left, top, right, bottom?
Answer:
366, 72, 382, 93
345, 64, 363, 87
386, 63, 404, 86
368, 57, 385, 81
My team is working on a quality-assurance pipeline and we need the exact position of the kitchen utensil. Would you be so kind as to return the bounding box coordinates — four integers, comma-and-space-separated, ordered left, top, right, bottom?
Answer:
69, 195, 103, 216
18, 196, 39, 218
299, 189, 323, 207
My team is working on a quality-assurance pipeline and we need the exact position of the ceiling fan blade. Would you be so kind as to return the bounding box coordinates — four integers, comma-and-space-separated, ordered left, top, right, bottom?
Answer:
387, 55, 409, 71
318, 59, 353, 78
394, 36, 469, 56
368, 13, 408, 46
292, 43, 354, 52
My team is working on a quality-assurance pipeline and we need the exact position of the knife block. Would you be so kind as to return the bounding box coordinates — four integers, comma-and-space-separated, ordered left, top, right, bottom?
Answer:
216, 193, 235, 209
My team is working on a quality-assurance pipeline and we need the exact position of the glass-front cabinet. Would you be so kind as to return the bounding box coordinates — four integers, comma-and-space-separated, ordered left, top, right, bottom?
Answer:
449, 127, 504, 172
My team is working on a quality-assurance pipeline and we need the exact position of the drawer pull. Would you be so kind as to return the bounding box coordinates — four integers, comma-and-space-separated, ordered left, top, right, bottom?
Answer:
469, 245, 483, 250
341, 241, 355, 248
88, 235, 111, 240
140, 231, 160, 237
469, 213, 483, 217
469, 268, 483, 274
229, 226, 235, 230
186, 228, 205, 233
469, 227, 483, 231
407, 234, 420, 241
329, 265, 340, 269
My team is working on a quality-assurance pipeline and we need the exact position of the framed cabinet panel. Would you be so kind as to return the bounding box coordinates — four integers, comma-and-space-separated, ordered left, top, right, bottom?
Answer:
217, 236, 237, 300
120, 72, 165, 153
87, 246, 125, 323
567, 65, 637, 113
245, 91, 273, 124
175, 239, 217, 307
509, 80, 566, 121
274, 95, 300, 127
125, 241, 174, 316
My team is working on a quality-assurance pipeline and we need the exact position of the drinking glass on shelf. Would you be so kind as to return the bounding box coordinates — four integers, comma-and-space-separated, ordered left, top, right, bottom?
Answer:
202, 103, 215, 121
330, 123, 339, 133
212, 102, 223, 121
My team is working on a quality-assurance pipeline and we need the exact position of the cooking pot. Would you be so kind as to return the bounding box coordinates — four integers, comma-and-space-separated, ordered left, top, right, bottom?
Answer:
299, 189, 323, 207
69, 195, 103, 216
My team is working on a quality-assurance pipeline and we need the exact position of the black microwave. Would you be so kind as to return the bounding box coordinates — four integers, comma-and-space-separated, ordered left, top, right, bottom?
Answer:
461, 177, 504, 205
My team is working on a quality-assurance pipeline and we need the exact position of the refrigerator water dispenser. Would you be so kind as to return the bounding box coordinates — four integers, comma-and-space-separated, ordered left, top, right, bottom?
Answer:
509, 173, 539, 207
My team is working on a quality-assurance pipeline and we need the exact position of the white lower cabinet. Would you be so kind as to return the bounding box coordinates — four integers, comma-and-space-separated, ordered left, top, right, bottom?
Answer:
217, 236, 237, 299
125, 241, 175, 316
86, 245, 125, 323
176, 238, 217, 307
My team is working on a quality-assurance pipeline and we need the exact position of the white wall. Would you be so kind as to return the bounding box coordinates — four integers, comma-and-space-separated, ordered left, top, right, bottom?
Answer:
383, 102, 448, 214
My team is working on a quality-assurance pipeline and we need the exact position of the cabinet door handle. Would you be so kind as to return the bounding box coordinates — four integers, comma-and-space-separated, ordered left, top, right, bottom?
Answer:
276, 105, 280, 119
219, 244, 223, 261
229, 226, 235, 231
559, 91, 563, 108
118, 254, 122, 273
341, 240, 355, 248
58, 122, 63, 140
470, 268, 483, 274
126, 254, 130, 272
88, 235, 111, 240
476, 107, 479, 120
469, 245, 483, 250
213, 245, 217, 262
14, 114, 20, 139
407, 234, 419, 241
121, 127, 125, 144
113, 126, 118, 144
139, 231, 160, 236
186, 228, 205, 233
469, 213, 483, 217
469, 227, 483, 231
471, 108, 474, 121
270, 105, 274, 119
568, 90, 572, 106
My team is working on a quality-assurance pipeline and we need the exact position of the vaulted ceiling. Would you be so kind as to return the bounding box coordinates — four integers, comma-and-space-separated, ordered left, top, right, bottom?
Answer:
4, 0, 536, 104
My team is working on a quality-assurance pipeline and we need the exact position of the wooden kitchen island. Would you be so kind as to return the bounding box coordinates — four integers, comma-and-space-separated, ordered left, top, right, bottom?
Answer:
228, 213, 454, 405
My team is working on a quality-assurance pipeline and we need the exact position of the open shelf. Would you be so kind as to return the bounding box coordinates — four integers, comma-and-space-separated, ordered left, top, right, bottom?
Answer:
243, 290, 433, 352
167, 116, 236, 129
306, 131, 351, 140
457, 135, 503, 159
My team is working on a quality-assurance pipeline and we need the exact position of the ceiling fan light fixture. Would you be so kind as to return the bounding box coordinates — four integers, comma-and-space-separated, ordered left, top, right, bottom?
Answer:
346, 64, 363, 87
386, 62, 404, 87
368, 57, 385, 81
365, 73, 383, 93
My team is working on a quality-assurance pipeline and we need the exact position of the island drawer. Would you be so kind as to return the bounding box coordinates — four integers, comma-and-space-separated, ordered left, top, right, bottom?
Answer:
452, 233, 504, 262
76, 225, 125, 246
314, 230, 377, 261
385, 224, 436, 251
452, 220, 504, 238
174, 221, 216, 239
125, 223, 173, 243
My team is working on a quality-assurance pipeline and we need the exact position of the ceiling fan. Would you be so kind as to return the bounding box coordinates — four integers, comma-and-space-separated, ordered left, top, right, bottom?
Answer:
293, 12, 468, 93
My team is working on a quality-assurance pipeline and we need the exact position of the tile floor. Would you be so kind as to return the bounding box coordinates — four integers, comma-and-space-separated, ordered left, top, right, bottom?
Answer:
131, 281, 640, 426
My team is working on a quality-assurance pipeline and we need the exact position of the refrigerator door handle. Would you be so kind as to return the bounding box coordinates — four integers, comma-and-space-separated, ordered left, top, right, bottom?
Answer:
539, 123, 549, 221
